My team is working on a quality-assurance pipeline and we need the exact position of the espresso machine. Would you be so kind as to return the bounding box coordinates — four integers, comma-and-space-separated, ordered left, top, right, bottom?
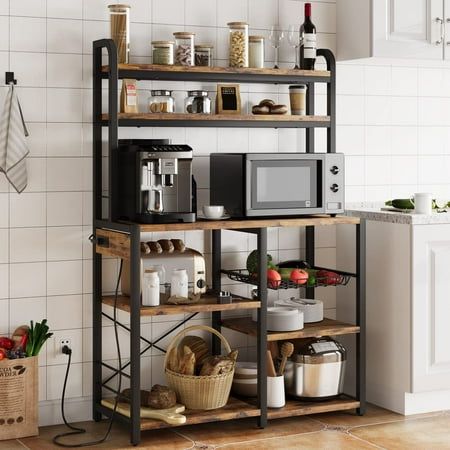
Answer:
114, 139, 196, 223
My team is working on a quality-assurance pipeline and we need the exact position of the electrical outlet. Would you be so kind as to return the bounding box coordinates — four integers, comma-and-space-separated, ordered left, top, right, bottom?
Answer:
59, 338, 72, 354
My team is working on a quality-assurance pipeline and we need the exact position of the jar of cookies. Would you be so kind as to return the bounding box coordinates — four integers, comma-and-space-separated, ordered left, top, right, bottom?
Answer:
149, 90, 174, 113
173, 32, 195, 66
227, 22, 248, 68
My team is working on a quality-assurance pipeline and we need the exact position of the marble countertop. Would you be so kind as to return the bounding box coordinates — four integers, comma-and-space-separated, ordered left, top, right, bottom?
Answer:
345, 208, 450, 225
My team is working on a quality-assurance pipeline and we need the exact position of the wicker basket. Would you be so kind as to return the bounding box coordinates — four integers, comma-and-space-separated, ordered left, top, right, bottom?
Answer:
164, 325, 235, 410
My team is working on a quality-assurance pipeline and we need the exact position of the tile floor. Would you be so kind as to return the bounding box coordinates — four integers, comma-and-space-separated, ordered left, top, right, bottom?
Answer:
2, 404, 450, 449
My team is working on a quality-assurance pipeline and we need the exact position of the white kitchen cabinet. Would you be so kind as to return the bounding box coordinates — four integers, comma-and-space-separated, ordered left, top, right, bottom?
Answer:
337, 0, 446, 61
336, 216, 450, 415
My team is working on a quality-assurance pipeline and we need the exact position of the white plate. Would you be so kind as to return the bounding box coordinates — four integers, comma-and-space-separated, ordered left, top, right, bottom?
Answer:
197, 214, 231, 220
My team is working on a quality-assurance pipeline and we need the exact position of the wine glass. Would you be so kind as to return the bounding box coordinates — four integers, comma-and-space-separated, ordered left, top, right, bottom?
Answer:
269, 25, 284, 69
288, 25, 300, 69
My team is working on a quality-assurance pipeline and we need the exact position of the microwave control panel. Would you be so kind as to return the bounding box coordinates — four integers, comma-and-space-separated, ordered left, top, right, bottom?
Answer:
324, 153, 345, 213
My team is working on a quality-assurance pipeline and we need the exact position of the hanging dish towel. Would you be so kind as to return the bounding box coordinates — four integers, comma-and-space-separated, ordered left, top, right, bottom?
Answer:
0, 83, 29, 193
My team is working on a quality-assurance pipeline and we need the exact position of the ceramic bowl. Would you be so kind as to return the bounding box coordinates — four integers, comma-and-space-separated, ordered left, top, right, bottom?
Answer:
202, 205, 224, 219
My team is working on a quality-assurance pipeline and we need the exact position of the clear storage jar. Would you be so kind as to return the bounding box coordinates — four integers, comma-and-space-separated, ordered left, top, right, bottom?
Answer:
152, 41, 174, 65
249, 35, 264, 68
149, 90, 174, 113
195, 44, 213, 67
173, 32, 195, 66
185, 90, 211, 114
108, 4, 130, 64
171, 269, 188, 298
228, 22, 249, 68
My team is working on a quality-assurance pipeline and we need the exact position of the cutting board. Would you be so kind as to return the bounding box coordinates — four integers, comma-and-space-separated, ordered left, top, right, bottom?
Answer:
101, 398, 186, 425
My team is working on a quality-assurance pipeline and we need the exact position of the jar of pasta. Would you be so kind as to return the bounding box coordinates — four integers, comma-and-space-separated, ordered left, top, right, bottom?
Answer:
227, 22, 248, 68
173, 32, 195, 66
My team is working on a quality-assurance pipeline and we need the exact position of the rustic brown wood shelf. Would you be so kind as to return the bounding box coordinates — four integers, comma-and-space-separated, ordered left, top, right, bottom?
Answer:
267, 396, 360, 420
221, 317, 360, 341
102, 294, 260, 316
133, 216, 360, 233
101, 113, 331, 129
101, 63, 330, 83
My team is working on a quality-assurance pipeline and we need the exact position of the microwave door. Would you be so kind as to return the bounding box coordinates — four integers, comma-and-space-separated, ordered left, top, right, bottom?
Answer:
248, 160, 319, 212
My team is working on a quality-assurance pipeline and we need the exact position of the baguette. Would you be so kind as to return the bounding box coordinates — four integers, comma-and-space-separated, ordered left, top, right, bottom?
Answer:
158, 239, 175, 253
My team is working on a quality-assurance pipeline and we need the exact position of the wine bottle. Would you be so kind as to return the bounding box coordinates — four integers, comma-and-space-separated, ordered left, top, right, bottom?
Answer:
299, 2, 316, 70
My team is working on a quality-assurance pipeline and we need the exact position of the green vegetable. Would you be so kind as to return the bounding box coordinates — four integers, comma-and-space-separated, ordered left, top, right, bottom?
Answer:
246, 250, 274, 274
26, 319, 53, 357
385, 199, 414, 210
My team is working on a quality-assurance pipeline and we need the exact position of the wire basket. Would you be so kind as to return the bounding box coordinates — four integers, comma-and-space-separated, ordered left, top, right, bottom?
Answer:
164, 325, 235, 410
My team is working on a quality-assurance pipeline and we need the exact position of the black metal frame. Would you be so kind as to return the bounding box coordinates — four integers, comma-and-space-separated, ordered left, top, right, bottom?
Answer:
92, 39, 363, 446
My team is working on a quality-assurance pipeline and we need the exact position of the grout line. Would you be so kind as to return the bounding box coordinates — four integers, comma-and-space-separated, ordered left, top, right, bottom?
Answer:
15, 439, 31, 449
344, 430, 388, 450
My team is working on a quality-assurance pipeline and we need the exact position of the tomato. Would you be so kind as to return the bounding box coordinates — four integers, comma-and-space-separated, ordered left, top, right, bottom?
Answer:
0, 337, 14, 350
317, 270, 341, 285
267, 269, 282, 288
0, 348, 7, 361
290, 269, 308, 285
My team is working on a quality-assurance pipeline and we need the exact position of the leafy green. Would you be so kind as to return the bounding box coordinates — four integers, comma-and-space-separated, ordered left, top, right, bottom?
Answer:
26, 319, 53, 357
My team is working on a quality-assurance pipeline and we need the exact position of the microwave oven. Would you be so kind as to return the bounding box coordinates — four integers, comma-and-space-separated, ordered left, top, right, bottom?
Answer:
210, 153, 344, 217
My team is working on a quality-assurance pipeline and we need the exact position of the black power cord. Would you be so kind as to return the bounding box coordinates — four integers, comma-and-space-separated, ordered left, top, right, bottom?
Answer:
53, 260, 124, 447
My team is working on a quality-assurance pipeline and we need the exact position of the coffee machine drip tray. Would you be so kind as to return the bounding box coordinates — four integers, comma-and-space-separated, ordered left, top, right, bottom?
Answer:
115, 139, 197, 224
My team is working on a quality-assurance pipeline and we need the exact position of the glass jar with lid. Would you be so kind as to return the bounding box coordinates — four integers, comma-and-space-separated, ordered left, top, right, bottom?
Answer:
249, 35, 264, 68
152, 40, 174, 65
194, 44, 213, 67
227, 22, 249, 68
173, 32, 195, 66
185, 90, 211, 114
108, 4, 130, 64
149, 90, 174, 113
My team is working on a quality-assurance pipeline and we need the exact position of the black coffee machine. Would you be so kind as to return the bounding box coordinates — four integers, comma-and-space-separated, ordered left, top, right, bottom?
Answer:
113, 139, 196, 223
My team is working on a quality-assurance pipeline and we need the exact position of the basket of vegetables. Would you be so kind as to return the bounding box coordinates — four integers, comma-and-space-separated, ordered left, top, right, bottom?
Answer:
0, 320, 52, 440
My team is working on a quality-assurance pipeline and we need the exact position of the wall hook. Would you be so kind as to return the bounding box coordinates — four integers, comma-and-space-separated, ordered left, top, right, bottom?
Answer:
5, 72, 17, 85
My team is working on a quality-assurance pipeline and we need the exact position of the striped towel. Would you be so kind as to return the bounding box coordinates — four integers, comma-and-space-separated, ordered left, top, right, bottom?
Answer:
0, 83, 29, 193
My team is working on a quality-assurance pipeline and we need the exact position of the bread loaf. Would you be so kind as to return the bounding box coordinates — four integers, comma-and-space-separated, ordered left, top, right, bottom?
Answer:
171, 239, 186, 252
147, 241, 163, 254
199, 353, 236, 376
179, 335, 209, 369
158, 239, 174, 253
148, 384, 177, 409
178, 346, 196, 375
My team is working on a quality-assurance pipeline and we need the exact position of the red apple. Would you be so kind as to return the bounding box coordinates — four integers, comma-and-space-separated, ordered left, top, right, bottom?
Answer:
290, 268, 308, 285
267, 269, 282, 288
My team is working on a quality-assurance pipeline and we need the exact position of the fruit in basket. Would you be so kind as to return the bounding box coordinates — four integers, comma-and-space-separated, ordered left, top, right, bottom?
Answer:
267, 269, 281, 288
290, 269, 309, 285
0, 337, 14, 351
317, 269, 341, 285
279, 267, 294, 281
246, 250, 276, 274
0, 348, 6, 360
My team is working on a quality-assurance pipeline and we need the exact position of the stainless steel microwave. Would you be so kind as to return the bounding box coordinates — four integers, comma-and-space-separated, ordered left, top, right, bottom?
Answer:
210, 153, 344, 217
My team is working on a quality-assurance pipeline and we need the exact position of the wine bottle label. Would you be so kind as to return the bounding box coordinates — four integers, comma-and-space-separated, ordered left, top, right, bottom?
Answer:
303, 33, 316, 59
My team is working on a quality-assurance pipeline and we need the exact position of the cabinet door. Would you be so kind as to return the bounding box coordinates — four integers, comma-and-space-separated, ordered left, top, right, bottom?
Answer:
373, 0, 444, 59
412, 225, 450, 392
444, 0, 450, 58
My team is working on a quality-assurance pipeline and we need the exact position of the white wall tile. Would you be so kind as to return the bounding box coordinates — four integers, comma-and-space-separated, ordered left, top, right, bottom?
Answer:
25, 158, 47, 192
364, 65, 391, 96
185, 0, 217, 27
249, 0, 278, 29
217, 0, 248, 27
10, 0, 46, 17
0, 194, 8, 228
0, 265, 8, 299
391, 126, 418, 155
47, 260, 82, 296
47, 89, 83, 122
336, 64, 365, 95
10, 17, 46, 52
0, 299, 8, 333
18, 88, 46, 122
47, 0, 82, 19
47, 226, 82, 261
0, 17, 8, 51
47, 54, 83, 88
418, 127, 448, 155
418, 68, 447, 97
130, 22, 152, 57
47, 19, 82, 54
10, 193, 46, 227
365, 96, 391, 126
26, 123, 47, 157
418, 155, 449, 185
10, 227, 46, 263
391, 97, 417, 126
47, 192, 82, 226
152, 0, 184, 25
47, 123, 83, 157
345, 156, 365, 186
365, 126, 390, 155
0, 229, 7, 263
82, 20, 109, 54
336, 126, 364, 155
47, 363, 82, 400
47, 295, 83, 330
47, 158, 84, 191
10, 296, 46, 331
0, 2, 9, 15
10, 263, 46, 298
391, 155, 418, 185
336, 96, 364, 125
311, 2, 336, 34
365, 155, 391, 186
10, 52, 46, 87
391, 67, 417, 97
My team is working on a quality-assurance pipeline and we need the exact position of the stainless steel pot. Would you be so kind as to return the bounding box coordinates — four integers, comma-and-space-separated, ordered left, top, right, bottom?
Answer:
284, 337, 346, 400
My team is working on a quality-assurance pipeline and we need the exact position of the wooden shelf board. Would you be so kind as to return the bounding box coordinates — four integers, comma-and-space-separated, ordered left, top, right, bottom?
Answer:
102, 63, 330, 80
267, 396, 360, 420
221, 317, 360, 341
127, 216, 359, 233
102, 294, 260, 316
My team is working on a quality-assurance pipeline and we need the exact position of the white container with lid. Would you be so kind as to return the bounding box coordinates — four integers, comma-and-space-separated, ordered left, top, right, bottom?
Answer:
275, 298, 324, 323
171, 268, 189, 298
252, 306, 304, 331
142, 269, 160, 306
249, 35, 264, 68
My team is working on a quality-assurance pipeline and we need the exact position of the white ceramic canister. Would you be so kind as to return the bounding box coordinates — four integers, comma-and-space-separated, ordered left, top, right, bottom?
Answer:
142, 269, 160, 306
171, 268, 189, 298
267, 375, 285, 408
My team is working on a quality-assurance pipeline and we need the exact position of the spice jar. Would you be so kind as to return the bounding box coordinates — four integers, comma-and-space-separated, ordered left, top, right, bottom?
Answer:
152, 41, 174, 65
185, 90, 211, 114
108, 4, 130, 64
194, 44, 213, 67
149, 90, 175, 113
173, 32, 195, 66
227, 22, 249, 68
249, 35, 264, 68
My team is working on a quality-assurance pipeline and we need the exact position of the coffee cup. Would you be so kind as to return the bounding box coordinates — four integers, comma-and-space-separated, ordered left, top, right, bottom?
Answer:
410, 193, 433, 214
289, 84, 307, 115
202, 205, 224, 219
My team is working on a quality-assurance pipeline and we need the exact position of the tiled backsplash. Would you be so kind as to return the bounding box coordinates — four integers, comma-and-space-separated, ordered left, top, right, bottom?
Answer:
0, 0, 449, 425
